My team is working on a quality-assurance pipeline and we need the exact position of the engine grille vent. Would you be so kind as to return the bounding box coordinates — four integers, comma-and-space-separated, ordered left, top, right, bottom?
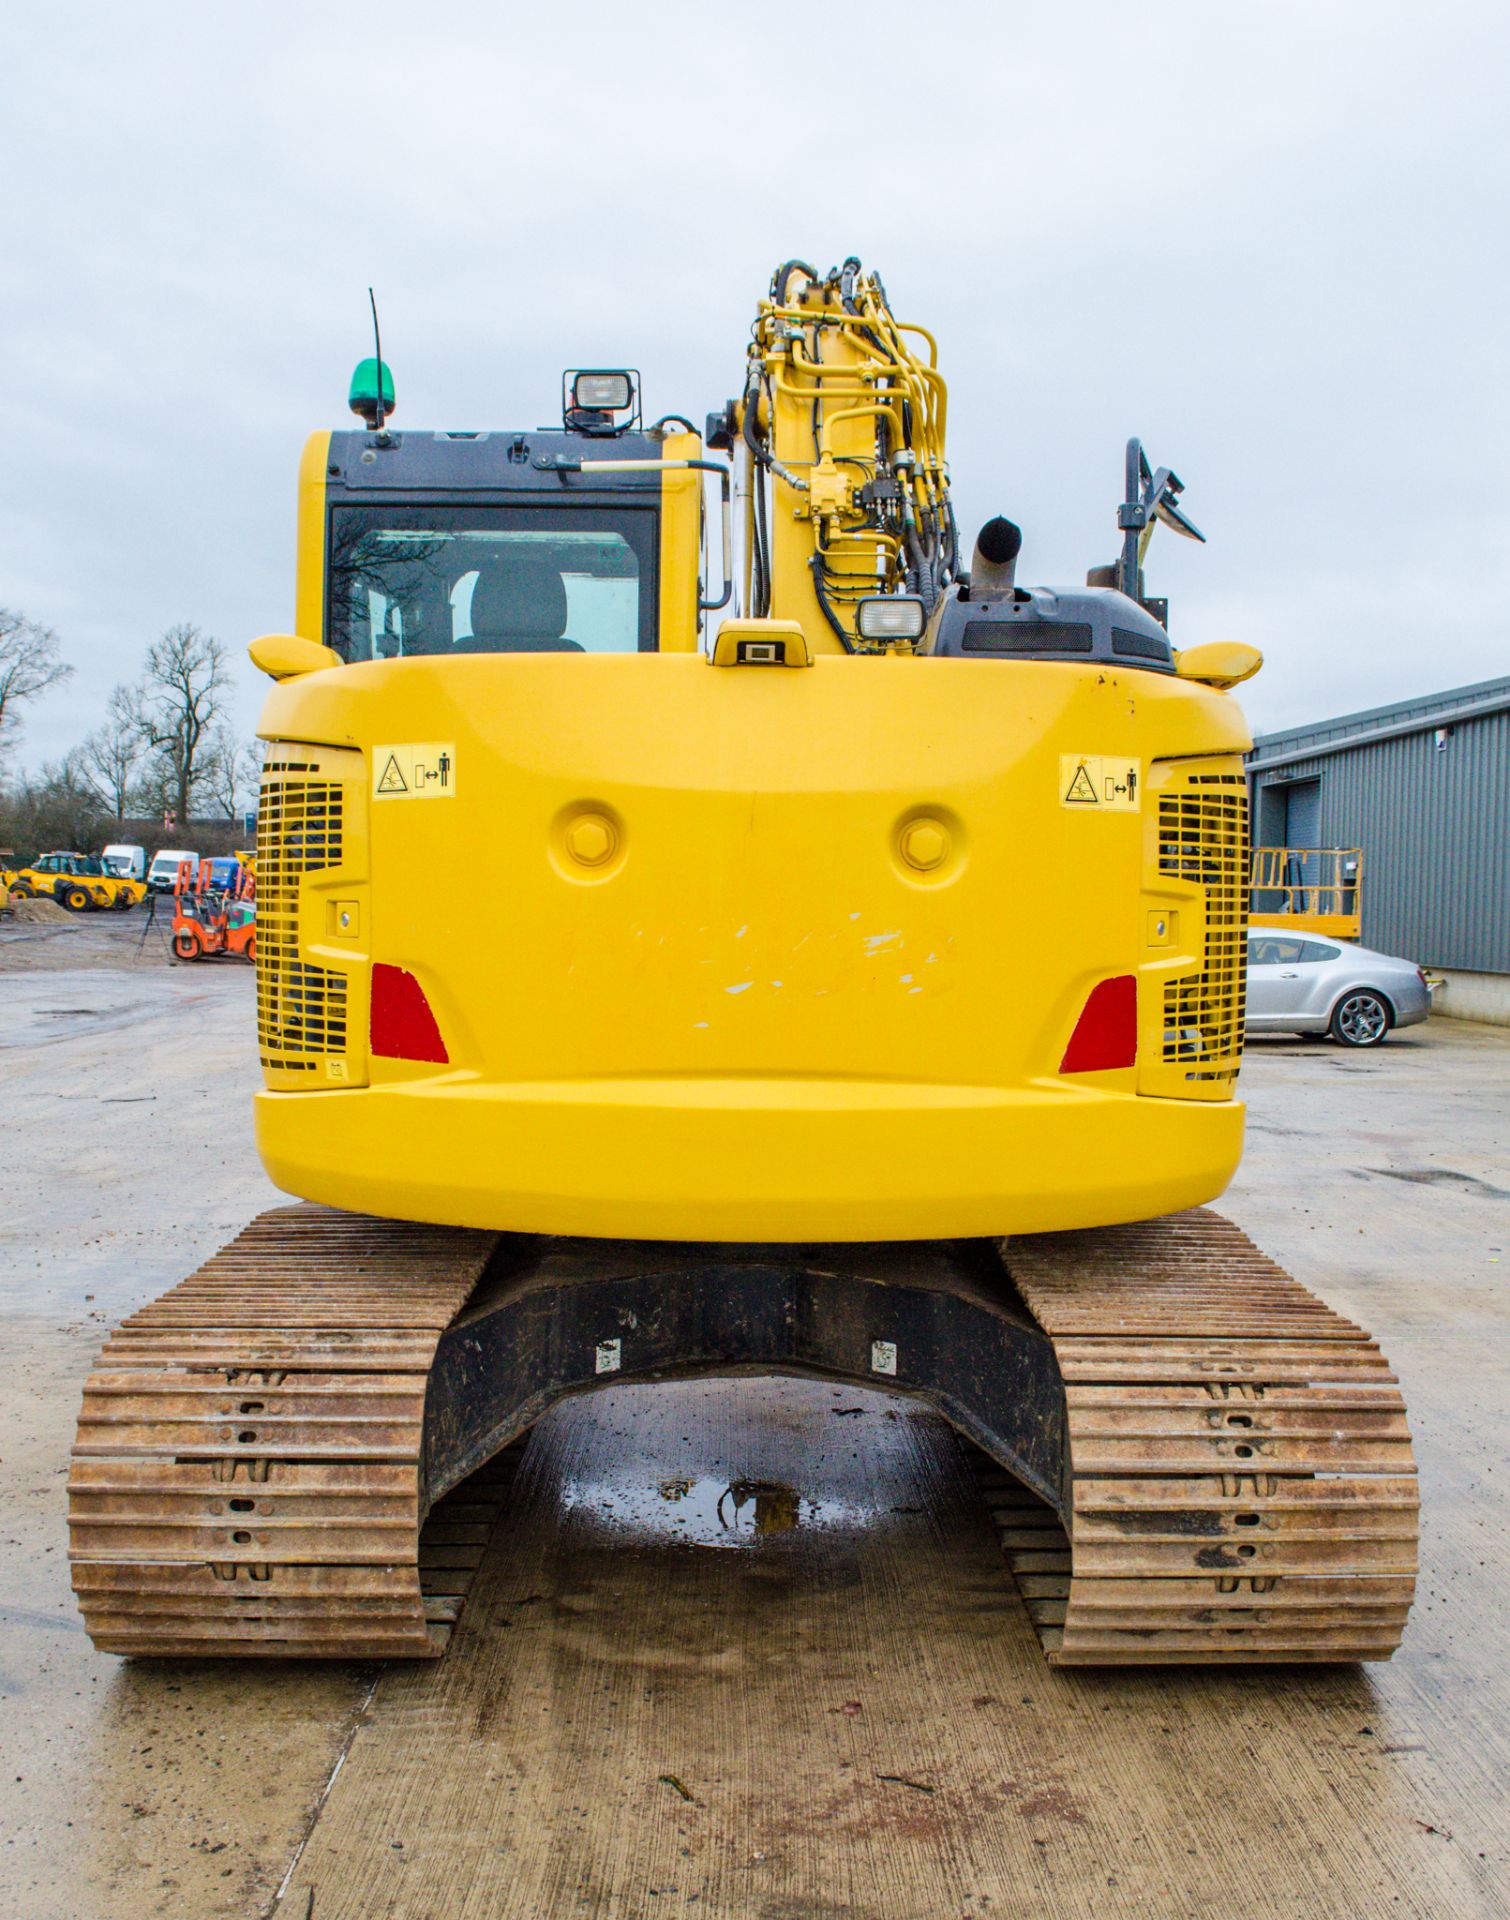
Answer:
1159, 774, 1248, 1082
256, 760, 347, 1069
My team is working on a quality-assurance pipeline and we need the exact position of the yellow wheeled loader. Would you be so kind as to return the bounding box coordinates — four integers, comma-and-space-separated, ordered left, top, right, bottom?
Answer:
9, 851, 144, 911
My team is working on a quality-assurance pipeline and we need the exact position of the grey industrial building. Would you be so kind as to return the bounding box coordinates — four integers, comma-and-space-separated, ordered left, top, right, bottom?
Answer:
1247, 676, 1510, 1024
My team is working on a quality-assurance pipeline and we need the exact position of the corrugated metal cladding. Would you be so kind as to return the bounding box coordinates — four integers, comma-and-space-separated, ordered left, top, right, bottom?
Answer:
1247, 677, 1510, 974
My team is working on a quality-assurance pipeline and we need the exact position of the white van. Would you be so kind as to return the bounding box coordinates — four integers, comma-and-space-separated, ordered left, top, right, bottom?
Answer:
147, 849, 200, 893
101, 843, 147, 882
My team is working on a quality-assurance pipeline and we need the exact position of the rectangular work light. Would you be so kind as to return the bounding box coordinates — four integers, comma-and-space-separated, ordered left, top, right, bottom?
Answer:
855, 596, 927, 644
572, 371, 634, 411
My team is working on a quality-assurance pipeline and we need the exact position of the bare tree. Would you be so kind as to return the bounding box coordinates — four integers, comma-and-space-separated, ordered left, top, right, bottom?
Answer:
76, 684, 148, 820
135, 624, 228, 826
0, 609, 73, 757
4, 754, 112, 853
200, 726, 263, 822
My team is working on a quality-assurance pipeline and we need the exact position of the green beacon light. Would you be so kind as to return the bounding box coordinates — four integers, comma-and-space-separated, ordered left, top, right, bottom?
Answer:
348, 356, 395, 430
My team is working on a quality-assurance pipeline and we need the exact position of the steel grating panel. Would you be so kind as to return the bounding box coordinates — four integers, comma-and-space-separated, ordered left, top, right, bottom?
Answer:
256, 760, 348, 1070
1160, 773, 1249, 1084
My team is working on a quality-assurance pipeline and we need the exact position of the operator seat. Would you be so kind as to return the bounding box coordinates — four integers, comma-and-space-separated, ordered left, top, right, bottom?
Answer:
467, 551, 584, 652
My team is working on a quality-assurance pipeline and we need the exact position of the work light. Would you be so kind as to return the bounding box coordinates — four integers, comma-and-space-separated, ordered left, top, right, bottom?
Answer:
855, 596, 927, 643
573, 371, 634, 411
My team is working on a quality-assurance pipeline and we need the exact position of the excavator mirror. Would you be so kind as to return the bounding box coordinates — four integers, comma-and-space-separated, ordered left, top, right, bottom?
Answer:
248, 633, 344, 681
1114, 437, 1204, 603
1173, 641, 1262, 689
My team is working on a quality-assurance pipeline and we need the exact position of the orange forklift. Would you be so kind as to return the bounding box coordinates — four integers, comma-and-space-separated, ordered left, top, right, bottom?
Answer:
169, 855, 256, 962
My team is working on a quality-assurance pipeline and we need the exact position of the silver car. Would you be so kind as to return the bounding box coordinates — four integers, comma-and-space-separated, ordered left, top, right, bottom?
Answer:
1245, 931, 1431, 1047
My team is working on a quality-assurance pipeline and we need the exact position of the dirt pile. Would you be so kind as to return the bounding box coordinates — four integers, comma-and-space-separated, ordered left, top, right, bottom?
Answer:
4, 896, 72, 924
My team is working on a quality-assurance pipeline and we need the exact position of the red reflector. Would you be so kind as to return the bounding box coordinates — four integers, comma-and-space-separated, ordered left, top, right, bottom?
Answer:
369, 963, 449, 1064
1059, 974, 1137, 1073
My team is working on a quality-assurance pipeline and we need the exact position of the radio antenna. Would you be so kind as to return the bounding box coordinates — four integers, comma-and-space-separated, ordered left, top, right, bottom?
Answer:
368, 287, 386, 432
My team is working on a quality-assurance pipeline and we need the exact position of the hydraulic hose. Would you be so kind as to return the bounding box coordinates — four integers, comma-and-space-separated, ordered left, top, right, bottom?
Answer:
839, 256, 861, 315
808, 554, 854, 650
772, 259, 818, 306
752, 469, 771, 616
741, 370, 772, 614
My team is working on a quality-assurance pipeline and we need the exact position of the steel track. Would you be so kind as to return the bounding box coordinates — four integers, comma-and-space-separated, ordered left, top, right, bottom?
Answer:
69, 1211, 497, 1657
977, 1212, 1418, 1662
69, 1206, 1416, 1664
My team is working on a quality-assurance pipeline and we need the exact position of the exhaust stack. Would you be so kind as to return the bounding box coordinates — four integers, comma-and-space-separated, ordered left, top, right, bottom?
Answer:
971, 516, 1022, 596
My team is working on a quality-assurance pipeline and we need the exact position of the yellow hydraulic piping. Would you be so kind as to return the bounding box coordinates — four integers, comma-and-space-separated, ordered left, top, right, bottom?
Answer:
817, 401, 905, 453
891, 319, 940, 365
770, 372, 880, 405
761, 301, 899, 325
772, 362, 876, 393
854, 315, 946, 405
747, 259, 957, 647
827, 528, 904, 558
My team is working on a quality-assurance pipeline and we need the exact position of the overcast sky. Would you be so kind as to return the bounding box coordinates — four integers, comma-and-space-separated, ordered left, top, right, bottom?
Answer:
3, 2, 1506, 773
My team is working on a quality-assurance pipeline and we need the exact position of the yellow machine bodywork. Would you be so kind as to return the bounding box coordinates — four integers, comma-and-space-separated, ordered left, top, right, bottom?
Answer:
255, 648, 1249, 1239
254, 260, 1252, 1243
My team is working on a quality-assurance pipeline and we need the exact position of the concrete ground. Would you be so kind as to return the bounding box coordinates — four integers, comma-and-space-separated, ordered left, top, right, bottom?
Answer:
1, 914, 1506, 1918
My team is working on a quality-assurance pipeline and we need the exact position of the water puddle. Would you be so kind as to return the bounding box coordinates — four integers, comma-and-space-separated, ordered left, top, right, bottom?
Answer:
562, 1473, 866, 1547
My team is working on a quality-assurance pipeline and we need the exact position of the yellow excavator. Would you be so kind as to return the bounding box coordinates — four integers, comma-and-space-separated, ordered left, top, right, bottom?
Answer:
69, 260, 1417, 1665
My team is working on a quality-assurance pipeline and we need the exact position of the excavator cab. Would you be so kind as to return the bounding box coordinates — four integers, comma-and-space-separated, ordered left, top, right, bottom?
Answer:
309, 357, 710, 668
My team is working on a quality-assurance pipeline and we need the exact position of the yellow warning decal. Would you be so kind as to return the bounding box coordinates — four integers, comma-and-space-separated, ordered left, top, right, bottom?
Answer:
1059, 755, 1141, 811
373, 742, 458, 801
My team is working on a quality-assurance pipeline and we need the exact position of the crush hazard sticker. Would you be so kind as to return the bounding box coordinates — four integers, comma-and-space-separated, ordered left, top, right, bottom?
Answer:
1060, 755, 1140, 811
372, 742, 457, 800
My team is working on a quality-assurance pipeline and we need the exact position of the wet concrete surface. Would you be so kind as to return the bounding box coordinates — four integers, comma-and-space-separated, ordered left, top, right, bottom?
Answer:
0, 957, 365, 1918
1, 948, 1506, 1917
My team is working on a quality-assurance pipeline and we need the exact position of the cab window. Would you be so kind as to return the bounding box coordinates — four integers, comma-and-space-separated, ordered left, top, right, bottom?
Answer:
1299, 942, 1340, 963
326, 505, 658, 662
